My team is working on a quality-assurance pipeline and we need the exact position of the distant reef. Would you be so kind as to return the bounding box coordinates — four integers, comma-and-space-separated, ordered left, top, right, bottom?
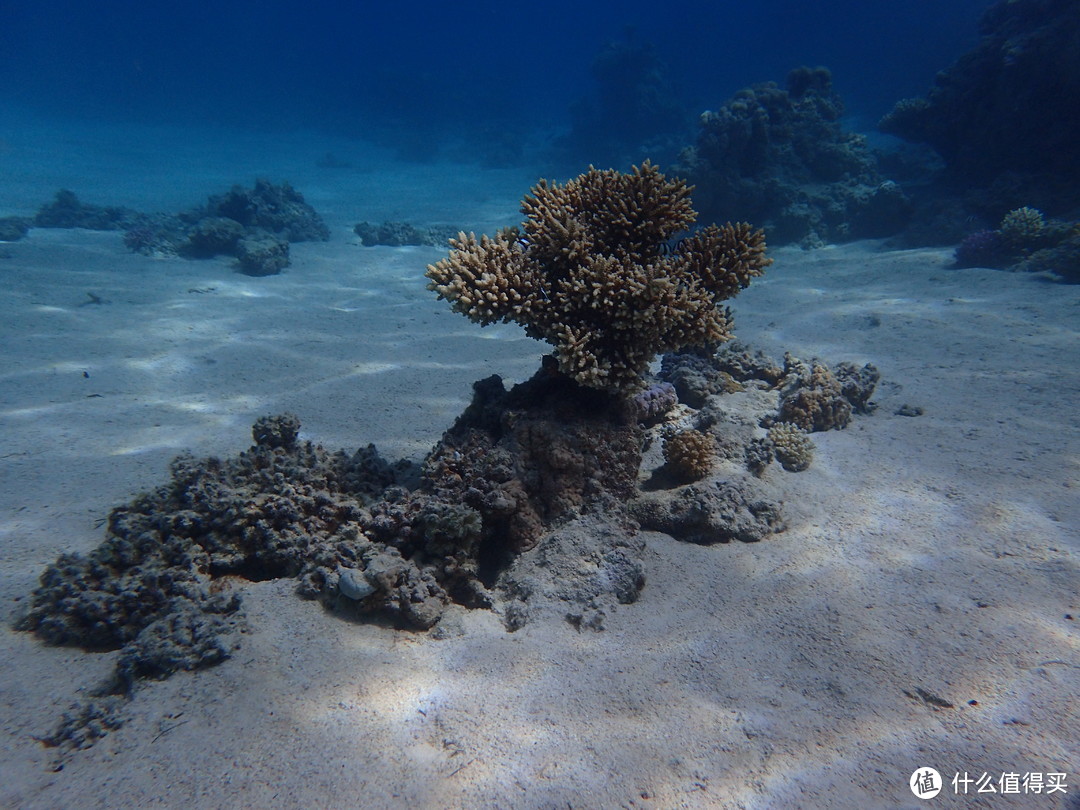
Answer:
556, 33, 690, 169
123, 179, 329, 275
26, 180, 329, 276
673, 66, 912, 247
0, 216, 31, 241
952, 206, 1080, 283
879, 0, 1080, 244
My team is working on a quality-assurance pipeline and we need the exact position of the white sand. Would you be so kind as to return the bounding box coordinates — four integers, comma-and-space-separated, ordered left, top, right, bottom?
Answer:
1, 115, 1077, 809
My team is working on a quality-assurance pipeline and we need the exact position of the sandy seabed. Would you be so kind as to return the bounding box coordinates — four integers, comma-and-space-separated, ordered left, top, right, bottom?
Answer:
0, 115, 1077, 809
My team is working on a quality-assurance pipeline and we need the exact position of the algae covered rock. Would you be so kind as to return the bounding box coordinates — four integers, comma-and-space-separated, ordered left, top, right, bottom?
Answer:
630, 480, 784, 544
236, 230, 290, 276
498, 513, 646, 632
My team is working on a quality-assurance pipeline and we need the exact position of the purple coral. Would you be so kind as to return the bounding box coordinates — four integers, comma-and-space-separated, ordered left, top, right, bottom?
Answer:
632, 382, 678, 422
954, 229, 1008, 269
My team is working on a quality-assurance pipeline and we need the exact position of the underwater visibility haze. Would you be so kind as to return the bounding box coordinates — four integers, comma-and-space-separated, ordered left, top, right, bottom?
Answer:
0, 0, 1077, 808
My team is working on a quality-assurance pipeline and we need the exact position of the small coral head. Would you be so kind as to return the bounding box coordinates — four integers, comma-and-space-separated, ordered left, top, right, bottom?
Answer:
426, 162, 770, 393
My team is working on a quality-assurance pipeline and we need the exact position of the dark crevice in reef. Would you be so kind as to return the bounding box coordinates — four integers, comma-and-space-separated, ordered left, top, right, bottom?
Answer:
208, 557, 289, 583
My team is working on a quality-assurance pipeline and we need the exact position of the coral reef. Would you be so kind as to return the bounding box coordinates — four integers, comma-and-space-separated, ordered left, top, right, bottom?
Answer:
674, 67, 911, 246
426, 162, 771, 392
880, 0, 1080, 229
15, 414, 424, 688
663, 429, 717, 482
998, 206, 1046, 248
423, 369, 643, 560
205, 179, 330, 243
28, 181, 328, 277
954, 229, 1010, 269
354, 221, 459, 247
179, 179, 328, 275
649, 344, 876, 479
952, 208, 1080, 281
17, 330, 883, 750
659, 349, 756, 408
184, 216, 247, 257
235, 230, 290, 276
768, 423, 815, 472
16, 367, 647, 753
631, 381, 678, 423
744, 437, 774, 477
1015, 232, 1080, 283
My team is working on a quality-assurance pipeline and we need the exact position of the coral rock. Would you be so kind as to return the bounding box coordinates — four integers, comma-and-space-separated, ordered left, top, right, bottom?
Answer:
630, 480, 784, 544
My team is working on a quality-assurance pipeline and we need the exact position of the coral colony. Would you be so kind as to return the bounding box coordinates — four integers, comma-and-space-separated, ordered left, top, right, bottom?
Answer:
426, 161, 771, 392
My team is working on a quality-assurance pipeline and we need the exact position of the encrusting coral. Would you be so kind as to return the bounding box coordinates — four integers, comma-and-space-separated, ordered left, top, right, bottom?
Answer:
426, 161, 771, 392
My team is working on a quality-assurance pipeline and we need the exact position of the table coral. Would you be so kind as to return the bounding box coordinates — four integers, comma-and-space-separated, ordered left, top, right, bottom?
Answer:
426, 161, 771, 392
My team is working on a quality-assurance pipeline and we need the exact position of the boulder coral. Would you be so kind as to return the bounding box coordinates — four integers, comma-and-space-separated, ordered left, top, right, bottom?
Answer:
426, 162, 771, 393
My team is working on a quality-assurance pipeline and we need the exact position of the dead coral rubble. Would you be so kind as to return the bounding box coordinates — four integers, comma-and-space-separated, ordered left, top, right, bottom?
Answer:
15, 415, 414, 652
498, 512, 646, 632
426, 161, 771, 392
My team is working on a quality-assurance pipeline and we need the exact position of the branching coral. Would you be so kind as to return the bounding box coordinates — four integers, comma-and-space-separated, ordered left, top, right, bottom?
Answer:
663, 429, 717, 482
426, 162, 771, 392
999, 206, 1046, 248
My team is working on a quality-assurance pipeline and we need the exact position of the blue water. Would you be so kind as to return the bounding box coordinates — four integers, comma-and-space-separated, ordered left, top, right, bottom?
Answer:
3, 0, 990, 139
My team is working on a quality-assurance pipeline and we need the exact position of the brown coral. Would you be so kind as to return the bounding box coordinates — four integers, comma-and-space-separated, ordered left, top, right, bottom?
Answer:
777, 357, 852, 431
663, 429, 717, 482
426, 161, 771, 392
